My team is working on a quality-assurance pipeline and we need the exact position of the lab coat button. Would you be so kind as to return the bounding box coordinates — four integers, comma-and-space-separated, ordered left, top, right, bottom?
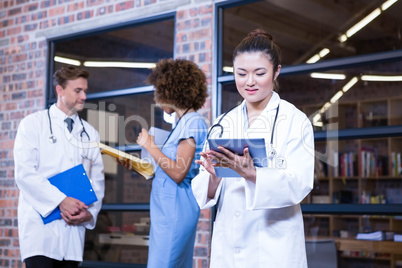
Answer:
235, 211, 240, 218
235, 248, 241, 254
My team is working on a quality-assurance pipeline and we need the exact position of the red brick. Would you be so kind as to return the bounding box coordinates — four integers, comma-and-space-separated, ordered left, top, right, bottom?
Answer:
48, 6, 65, 17
87, 0, 105, 7
58, 14, 75, 25
8, 7, 22, 17
196, 220, 210, 232
189, 28, 211, 41
5, 103, 17, 110
96, 5, 113, 16
4, 45, 21, 55
31, 11, 47, 21
76, 10, 94, 21
24, 23, 38, 32
115, 1, 134, 12
41, 0, 57, 9
144, 0, 156, 6
199, 208, 210, 219
5, 228, 18, 238
2, 19, 14, 27
1, 139, 15, 150
10, 111, 25, 119
23, 3, 39, 12
176, 10, 188, 20
200, 5, 213, 15
6, 26, 22, 35
67, 2, 84, 12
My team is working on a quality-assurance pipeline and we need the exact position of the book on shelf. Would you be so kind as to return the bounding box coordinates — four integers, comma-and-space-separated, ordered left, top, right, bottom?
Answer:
314, 158, 329, 178
360, 146, 378, 177
394, 233, 402, 242
332, 151, 357, 177
391, 152, 402, 176
95, 142, 155, 180
356, 230, 384, 241
332, 151, 339, 177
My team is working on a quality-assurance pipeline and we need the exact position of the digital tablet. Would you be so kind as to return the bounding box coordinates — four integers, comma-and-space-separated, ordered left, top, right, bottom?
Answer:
207, 138, 268, 177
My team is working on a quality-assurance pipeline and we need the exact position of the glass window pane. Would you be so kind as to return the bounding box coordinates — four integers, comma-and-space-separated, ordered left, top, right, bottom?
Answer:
304, 214, 402, 267
82, 93, 171, 145
84, 211, 150, 264
101, 165, 152, 204
79, 93, 172, 203
221, 60, 402, 131
221, 0, 402, 75
51, 18, 174, 96
221, 83, 242, 113
304, 138, 402, 205
47, 16, 176, 267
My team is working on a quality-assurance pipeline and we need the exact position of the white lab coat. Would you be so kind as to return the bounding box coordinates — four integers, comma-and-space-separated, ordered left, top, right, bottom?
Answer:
192, 92, 314, 268
14, 104, 105, 262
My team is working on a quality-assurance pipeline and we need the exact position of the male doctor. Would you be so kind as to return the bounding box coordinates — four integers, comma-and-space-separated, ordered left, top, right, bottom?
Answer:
14, 66, 105, 268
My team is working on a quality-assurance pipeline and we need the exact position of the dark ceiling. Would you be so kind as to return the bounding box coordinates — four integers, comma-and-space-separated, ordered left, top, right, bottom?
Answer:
222, 0, 402, 67
53, 0, 402, 96
55, 0, 402, 69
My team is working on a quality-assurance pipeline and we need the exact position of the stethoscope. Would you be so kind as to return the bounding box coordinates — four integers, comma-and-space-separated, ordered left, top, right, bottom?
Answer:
207, 103, 280, 159
47, 108, 90, 144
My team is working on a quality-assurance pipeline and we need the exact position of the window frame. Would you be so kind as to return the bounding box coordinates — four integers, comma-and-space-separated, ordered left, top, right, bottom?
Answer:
215, 0, 402, 215
46, 12, 176, 268
45, 12, 176, 105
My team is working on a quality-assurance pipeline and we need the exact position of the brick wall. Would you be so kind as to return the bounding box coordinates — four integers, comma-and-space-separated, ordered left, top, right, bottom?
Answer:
0, 0, 214, 267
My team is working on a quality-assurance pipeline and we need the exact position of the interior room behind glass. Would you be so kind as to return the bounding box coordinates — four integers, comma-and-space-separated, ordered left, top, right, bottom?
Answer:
52, 19, 174, 95
221, 0, 402, 71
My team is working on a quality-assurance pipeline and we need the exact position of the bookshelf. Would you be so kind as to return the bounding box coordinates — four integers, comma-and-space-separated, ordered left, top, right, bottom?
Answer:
303, 96, 402, 267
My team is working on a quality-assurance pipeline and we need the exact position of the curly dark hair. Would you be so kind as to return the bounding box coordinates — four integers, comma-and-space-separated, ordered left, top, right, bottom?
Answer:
147, 58, 208, 110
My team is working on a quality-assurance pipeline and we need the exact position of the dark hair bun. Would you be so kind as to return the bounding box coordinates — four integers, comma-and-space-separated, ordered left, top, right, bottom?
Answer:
247, 29, 273, 41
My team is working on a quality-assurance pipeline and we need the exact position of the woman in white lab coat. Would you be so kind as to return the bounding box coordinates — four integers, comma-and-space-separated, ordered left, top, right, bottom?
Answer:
191, 29, 315, 267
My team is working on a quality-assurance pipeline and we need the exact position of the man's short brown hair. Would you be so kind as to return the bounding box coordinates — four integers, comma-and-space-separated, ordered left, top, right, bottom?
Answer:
53, 66, 89, 91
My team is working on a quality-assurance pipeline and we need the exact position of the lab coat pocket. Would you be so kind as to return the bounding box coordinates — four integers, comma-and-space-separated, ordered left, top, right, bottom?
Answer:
210, 220, 224, 267
257, 219, 297, 267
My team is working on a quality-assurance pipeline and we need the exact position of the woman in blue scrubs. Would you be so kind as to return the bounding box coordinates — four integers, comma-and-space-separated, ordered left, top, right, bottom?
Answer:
137, 58, 208, 267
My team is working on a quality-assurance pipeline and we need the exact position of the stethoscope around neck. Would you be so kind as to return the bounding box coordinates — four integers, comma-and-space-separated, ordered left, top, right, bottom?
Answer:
47, 108, 90, 144
207, 103, 280, 159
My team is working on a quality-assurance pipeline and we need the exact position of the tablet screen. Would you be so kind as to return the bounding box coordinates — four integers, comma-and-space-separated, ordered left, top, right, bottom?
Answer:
207, 138, 268, 177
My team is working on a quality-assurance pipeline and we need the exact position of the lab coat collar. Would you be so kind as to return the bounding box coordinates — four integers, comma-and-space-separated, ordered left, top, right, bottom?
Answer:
239, 91, 281, 134
265, 91, 280, 112
49, 104, 79, 130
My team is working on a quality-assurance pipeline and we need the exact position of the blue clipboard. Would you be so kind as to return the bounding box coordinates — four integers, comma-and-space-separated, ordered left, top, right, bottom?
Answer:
41, 164, 98, 224
207, 138, 268, 177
